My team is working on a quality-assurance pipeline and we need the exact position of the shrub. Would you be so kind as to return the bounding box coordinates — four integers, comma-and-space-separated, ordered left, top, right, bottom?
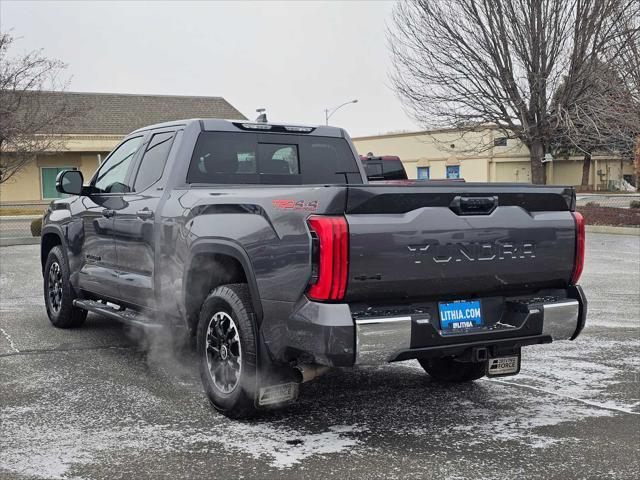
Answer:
30, 217, 43, 237
630, 200, 640, 209
585, 201, 600, 207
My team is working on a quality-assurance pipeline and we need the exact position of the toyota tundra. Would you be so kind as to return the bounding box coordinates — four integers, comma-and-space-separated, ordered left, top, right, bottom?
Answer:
41, 119, 587, 418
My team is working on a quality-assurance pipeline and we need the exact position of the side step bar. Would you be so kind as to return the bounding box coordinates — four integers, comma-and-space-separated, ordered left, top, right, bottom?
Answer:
73, 299, 163, 330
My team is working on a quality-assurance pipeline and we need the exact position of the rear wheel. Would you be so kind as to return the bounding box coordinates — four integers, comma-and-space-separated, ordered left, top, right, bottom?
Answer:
419, 357, 487, 383
197, 284, 258, 418
43, 246, 87, 328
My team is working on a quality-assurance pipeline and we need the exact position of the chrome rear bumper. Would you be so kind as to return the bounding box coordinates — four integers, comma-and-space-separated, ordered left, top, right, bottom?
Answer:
541, 299, 580, 340
354, 297, 583, 365
355, 315, 412, 365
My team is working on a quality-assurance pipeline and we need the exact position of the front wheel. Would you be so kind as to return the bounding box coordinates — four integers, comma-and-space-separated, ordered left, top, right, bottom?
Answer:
419, 357, 487, 383
43, 246, 87, 328
197, 284, 258, 418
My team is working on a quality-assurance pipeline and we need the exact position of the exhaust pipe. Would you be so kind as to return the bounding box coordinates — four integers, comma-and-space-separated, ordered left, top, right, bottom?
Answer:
294, 364, 330, 383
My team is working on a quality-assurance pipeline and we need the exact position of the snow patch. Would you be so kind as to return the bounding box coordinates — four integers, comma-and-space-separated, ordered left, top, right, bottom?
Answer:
0, 404, 365, 478
186, 423, 365, 469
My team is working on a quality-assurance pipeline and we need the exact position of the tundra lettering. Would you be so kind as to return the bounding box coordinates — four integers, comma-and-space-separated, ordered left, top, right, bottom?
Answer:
408, 241, 536, 263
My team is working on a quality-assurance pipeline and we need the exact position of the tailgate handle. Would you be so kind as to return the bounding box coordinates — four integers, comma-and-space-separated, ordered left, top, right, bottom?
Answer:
450, 196, 498, 215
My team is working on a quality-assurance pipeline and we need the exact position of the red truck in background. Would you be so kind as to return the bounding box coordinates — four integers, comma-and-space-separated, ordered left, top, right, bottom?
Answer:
359, 153, 408, 181
359, 153, 466, 183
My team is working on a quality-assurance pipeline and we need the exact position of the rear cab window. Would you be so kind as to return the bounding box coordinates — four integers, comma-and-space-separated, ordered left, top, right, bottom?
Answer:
186, 132, 362, 185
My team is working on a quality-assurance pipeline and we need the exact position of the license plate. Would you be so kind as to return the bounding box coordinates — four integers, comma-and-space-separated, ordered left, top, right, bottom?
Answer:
487, 356, 520, 377
438, 300, 483, 330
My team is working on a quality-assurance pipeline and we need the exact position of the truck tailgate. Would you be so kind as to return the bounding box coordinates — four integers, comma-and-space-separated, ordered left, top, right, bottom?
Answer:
345, 184, 577, 301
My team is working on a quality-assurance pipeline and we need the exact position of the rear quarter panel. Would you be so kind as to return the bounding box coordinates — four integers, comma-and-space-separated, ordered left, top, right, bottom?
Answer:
157, 185, 347, 317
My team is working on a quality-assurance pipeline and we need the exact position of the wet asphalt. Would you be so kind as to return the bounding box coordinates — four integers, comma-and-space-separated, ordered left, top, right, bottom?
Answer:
1, 233, 639, 479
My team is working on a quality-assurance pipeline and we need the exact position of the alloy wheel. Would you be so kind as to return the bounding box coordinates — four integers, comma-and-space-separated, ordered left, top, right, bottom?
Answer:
47, 261, 63, 313
205, 311, 242, 394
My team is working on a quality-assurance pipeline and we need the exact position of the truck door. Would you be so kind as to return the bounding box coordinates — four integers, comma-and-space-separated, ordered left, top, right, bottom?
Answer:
77, 135, 145, 298
112, 130, 177, 308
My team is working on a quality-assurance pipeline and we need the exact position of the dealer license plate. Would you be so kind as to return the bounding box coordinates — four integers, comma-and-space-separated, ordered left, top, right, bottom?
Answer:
487, 356, 520, 377
438, 300, 483, 330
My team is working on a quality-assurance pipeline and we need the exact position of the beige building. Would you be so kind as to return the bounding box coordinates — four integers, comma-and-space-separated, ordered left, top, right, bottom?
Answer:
353, 127, 635, 188
0, 91, 245, 204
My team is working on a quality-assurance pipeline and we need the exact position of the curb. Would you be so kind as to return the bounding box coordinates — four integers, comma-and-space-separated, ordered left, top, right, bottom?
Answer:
586, 225, 639, 236
0, 237, 40, 247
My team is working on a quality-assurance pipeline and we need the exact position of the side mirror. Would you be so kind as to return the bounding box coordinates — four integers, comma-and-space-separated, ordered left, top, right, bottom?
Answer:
56, 170, 84, 195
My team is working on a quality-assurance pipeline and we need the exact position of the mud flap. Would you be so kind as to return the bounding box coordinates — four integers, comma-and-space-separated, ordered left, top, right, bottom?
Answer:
253, 317, 299, 408
258, 383, 299, 406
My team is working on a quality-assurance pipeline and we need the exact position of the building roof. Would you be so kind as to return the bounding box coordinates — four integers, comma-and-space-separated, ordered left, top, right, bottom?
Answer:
352, 124, 502, 141
23, 91, 247, 135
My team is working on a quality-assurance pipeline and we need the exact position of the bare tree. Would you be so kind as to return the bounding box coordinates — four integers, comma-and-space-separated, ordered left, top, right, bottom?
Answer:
553, 61, 639, 187
389, 0, 640, 184
636, 136, 640, 184
606, 9, 640, 186
552, 10, 640, 188
606, 3, 640, 99
0, 32, 80, 184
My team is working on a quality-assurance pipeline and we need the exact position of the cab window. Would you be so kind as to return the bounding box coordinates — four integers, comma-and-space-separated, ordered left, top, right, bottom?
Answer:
187, 132, 362, 185
133, 131, 175, 191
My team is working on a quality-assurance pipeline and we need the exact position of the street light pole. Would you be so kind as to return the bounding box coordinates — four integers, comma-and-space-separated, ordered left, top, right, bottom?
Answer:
325, 99, 358, 125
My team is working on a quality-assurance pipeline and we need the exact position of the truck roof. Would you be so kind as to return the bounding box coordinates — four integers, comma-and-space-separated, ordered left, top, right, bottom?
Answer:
132, 118, 345, 138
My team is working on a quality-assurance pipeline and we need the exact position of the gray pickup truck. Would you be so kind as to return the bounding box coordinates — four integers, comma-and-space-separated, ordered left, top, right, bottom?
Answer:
42, 119, 586, 418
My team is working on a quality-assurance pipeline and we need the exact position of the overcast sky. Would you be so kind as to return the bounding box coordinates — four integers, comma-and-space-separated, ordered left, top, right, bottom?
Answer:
1, 0, 420, 137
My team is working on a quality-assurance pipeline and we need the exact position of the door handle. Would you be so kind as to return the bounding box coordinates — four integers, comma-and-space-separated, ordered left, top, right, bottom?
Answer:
136, 209, 154, 220
101, 209, 115, 218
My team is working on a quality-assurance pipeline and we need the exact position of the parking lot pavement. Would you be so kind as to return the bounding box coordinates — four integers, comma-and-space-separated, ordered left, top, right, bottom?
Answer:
1, 234, 639, 480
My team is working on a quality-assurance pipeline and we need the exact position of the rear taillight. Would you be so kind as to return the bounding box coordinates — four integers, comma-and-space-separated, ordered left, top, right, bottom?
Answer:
571, 212, 585, 284
306, 216, 348, 301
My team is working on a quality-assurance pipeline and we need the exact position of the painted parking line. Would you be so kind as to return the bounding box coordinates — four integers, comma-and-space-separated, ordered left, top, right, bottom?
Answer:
485, 377, 640, 415
0, 327, 19, 353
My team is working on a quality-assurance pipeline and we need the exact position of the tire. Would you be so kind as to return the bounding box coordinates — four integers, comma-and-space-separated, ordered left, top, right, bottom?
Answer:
419, 357, 487, 383
197, 284, 258, 419
43, 246, 87, 328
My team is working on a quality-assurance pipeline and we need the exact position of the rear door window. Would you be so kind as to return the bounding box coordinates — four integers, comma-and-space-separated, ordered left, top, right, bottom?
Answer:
186, 132, 362, 185
133, 131, 175, 191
